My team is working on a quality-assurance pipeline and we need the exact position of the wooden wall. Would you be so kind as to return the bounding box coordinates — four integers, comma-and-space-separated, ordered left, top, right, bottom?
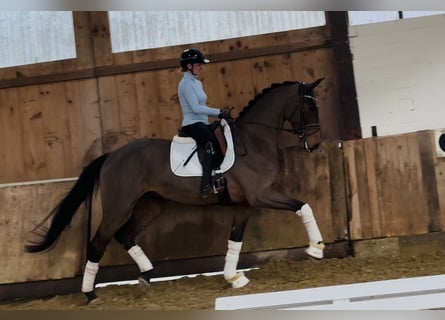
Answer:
0, 12, 340, 183
0, 180, 87, 284
0, 11, 349, 288
344, 130, 445, 240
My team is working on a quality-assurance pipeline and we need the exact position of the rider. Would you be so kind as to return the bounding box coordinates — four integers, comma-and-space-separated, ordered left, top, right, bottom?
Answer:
178, 48, 231, 199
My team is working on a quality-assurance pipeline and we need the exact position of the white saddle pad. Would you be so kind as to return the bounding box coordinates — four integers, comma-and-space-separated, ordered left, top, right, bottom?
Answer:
170, 119, 235, 177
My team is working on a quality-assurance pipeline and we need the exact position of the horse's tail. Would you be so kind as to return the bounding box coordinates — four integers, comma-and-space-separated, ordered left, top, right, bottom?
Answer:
24, 153, 110, 253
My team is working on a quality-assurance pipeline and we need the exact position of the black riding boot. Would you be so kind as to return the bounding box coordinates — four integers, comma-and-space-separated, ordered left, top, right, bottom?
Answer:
201, 142, 214, 199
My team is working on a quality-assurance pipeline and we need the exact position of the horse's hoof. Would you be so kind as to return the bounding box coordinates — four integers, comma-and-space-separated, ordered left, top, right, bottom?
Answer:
88, 297, 103, 305
227, 272, 250, 289
138, 276, 150, 288
84, 291, 99, 305
305, 242, 325, 260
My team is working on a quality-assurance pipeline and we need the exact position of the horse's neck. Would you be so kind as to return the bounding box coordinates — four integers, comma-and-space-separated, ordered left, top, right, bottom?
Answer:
235, 101, 284, 158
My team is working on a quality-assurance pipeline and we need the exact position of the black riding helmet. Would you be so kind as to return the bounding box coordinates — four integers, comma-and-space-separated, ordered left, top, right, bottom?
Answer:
179, 48, 210, 71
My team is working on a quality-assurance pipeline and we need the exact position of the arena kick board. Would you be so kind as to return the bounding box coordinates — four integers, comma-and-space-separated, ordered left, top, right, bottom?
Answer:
215, 274, 445, 310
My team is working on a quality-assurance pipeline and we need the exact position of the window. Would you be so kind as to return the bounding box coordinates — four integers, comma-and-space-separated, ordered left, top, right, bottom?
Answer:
109, 11, 326, 53
0, 11, 76, 68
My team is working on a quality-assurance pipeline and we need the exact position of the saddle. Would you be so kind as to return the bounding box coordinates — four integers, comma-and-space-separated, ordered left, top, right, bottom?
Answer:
170, 119, 235, 177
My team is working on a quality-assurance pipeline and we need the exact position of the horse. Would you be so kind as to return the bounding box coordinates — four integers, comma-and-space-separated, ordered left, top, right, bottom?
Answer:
24, 78, 326, 304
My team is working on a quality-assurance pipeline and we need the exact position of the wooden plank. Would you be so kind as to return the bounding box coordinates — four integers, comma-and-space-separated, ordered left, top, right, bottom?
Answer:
154, 69, 183, 139
61, 79, 103, 174
115, 73, 141, 143
249, 54, 295, 96
0, 37, 333, 89
434, 157, 445, 230
90, 11, 113, 67
0, 181, 86, 283
18, 85, 49, 180
345, 139, 371, 240
0, 88, 26, 183
326, 140, 349, 240
134, 71, 163, 139
377, 134, 429, 237
72, 12, 95, 70
0, 68, 95, 90
39, 82, 70, 178
74, 79, 103, 165
227, 60, 255, 113
362, 137, 383, 238
417, 130, 442, 232
325, 12, 361, 140
203, 58, 253, 117
97, 75, 123, 152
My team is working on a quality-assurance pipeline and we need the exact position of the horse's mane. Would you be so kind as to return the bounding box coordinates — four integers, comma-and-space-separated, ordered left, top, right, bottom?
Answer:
236, 81, 299, 120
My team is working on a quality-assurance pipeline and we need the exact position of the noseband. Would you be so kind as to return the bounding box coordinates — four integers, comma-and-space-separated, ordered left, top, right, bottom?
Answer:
287, 92, 321, 152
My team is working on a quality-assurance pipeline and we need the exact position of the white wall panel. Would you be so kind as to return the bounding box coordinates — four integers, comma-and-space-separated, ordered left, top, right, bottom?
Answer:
0, 11, 76, 68
108, 11, 325, 53
349, 14, 445, 138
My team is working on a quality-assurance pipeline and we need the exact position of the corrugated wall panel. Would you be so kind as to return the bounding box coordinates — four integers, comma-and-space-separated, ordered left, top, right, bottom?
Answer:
0, 11, 76, 68
108, 11, 326, 52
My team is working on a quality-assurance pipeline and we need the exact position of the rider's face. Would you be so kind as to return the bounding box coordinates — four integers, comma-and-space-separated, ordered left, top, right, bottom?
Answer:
188, 63, 203, 76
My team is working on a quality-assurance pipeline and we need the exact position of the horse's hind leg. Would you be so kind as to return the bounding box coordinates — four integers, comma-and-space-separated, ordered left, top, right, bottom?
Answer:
223, 208, 251, 288
114, 195, 164, 286
81, 194, 141, 303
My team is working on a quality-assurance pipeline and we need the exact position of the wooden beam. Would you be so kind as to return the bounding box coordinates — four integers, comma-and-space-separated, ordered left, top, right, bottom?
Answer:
325, 11, 362, 140
89, 11, 113, 67
0, 39, 332, 89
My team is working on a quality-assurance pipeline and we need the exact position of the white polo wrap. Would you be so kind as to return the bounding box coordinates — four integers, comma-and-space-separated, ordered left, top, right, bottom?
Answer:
128, 245, 153, 272
81, 260, 99, 293
223, 240, 242, 281
296, 203, 323, 244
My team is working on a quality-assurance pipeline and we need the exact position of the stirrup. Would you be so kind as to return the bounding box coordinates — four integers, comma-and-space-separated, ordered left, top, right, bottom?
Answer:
201, 184, 213, 199
213, 174, 225, 194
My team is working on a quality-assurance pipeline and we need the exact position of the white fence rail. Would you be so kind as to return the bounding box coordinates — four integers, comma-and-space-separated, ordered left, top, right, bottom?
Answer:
215, 274, 445, 310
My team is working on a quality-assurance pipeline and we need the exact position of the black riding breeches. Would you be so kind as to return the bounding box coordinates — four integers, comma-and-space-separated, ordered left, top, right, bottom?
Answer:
181, 122, 221, 190
181, 122, 219, 151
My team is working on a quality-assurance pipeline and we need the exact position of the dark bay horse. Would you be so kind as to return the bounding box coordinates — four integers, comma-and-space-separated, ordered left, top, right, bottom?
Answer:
25, 78, 325, 304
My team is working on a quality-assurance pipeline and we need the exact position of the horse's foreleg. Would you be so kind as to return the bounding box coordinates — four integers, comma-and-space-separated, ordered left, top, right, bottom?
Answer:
296, 203, 325, 259
128, 245, 154, 286
251, 190, 325, 259
224, 240, 250, 288
224, 210, 251, 288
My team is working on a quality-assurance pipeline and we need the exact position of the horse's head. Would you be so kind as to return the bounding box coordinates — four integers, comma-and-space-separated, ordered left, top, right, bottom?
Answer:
286, 78, 324, 152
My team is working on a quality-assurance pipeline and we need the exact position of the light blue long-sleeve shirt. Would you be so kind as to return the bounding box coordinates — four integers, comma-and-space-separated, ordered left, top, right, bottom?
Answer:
178, 71, 220, 126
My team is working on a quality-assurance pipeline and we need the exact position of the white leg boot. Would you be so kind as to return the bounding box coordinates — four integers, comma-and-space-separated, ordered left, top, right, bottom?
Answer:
296, 204, 325, 259
223, 240, 250, 288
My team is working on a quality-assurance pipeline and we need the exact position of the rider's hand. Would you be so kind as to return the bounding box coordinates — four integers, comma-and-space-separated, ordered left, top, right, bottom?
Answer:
218, 108, 233, 120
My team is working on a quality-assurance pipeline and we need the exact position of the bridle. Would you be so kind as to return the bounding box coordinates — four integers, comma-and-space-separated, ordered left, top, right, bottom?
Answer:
234, 86, 321, 153
287, 92, 321, 152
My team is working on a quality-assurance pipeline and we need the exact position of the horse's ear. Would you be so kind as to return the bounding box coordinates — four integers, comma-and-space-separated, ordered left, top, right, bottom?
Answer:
306, 77, 324, 92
